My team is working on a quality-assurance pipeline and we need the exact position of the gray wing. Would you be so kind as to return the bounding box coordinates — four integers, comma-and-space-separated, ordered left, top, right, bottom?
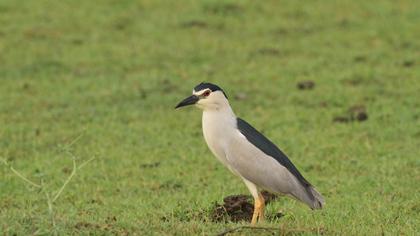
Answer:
225, 123, 324, 209
236, 118, 311, 188
237, 118, 324, 209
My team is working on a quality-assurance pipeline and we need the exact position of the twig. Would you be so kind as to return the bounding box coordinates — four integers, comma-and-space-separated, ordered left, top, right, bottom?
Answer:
61, 132, 85, 151
52, 152, 95, 203
216, 226, 280, 236
1, 134, 95, 234
45, 191, 55, 228
0, 158, 42, 188
78, 156, 96, 170
52, 152, 78, 203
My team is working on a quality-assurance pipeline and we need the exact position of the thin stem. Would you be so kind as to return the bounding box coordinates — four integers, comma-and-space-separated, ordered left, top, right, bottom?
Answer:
52, 156, 76, 203
78, 156, 96, 170
0, 158, 42, 188
62, 132, 85, 151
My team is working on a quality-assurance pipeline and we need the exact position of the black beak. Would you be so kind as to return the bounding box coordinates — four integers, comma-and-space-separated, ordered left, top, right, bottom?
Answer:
175, 95, 199, 109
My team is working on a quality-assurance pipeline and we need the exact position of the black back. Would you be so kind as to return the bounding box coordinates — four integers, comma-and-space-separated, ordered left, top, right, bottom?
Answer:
194, 82, 228, 98
236, 118, 312, 189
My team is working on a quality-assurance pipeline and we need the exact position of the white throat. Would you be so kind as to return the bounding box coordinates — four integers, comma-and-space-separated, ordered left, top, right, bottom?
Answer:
201, 101, 237, 167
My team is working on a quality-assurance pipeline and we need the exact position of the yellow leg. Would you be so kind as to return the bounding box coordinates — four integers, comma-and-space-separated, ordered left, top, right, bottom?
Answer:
251, 204, 258, 225
251, 193, 265, 225
257, 192, 265, 222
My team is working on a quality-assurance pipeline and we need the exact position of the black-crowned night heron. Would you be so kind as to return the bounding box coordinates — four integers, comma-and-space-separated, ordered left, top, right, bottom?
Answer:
175, 82, 324, 224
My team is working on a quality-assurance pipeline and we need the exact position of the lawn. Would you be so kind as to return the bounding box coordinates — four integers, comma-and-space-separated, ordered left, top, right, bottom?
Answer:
1, 0, 419, 235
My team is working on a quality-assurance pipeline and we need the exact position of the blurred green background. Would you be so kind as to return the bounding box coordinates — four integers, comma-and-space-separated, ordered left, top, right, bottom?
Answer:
1, 0, 419, 235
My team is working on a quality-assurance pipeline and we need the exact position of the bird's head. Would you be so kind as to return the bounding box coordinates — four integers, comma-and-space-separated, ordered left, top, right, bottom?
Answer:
175, 82, 229, 110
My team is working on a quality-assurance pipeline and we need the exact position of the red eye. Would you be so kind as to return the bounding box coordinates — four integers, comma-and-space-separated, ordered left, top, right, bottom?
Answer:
203, 91, 211, 97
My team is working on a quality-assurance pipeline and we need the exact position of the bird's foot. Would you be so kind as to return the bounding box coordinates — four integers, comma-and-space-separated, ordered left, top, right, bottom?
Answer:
251, 193, 265, 225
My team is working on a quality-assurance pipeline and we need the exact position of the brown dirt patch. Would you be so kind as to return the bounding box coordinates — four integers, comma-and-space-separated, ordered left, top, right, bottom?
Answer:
140, 162, 160, 169
334, 105, 368, 123
297, 80, 315, 90
210, 191, 279, 223
402, 60, 414, 67
181, 20, 208, 28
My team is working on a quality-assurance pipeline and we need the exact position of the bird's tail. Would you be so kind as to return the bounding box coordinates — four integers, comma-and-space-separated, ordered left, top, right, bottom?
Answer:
306, 186, 324, 209
291, 184, 325, 210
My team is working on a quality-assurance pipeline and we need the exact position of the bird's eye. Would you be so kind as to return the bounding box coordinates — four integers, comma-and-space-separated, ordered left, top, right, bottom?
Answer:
203, 91, 211, 97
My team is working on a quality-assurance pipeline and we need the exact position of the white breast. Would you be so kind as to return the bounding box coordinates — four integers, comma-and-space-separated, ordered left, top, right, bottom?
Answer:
202, 109, 237, 169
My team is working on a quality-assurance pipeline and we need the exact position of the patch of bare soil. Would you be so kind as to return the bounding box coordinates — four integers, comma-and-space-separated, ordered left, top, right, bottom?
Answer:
210, 191, 279, 223
333, 105, 368, 123
297, 80, 315, 90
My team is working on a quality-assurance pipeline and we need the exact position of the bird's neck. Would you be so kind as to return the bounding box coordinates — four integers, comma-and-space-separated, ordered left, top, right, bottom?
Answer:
202, 100, 235, 117
202, 104, 237, 130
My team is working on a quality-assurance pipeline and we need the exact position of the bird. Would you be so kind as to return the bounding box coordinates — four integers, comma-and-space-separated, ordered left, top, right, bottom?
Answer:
175, 82, 324, 224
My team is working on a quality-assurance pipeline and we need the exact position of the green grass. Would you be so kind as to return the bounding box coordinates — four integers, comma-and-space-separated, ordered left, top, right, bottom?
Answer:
1, 0, 420, 235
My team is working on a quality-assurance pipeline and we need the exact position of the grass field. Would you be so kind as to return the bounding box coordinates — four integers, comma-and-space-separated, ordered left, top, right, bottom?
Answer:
1, 0, 420, 235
